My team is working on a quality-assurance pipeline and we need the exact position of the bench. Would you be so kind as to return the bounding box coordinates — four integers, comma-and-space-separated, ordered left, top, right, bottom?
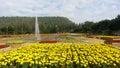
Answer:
104, 39, 120, 44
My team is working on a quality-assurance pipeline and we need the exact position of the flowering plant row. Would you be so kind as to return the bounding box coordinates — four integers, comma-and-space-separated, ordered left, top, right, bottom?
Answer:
0, 44, 9, 48
0, 43, 120, 68
6, 40, 25, 44
104, 39, 120, 44
95, 36, 120, 40
39, 40, 58, 43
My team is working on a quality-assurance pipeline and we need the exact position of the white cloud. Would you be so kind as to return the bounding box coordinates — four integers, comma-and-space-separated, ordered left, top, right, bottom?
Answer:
0, 0, 120, 23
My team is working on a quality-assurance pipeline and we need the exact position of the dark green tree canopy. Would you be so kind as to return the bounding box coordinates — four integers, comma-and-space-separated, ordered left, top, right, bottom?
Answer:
0, 15, 120, 35
0, 16, 76, 34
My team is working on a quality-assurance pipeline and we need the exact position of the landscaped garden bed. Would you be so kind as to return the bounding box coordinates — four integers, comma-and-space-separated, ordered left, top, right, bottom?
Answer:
95, 36, 120, 40
39, 40, 58, 43
6, 40, 25, 44
0, 43, 120, 68
104, 39, 120, 44
0, 43, 9, 48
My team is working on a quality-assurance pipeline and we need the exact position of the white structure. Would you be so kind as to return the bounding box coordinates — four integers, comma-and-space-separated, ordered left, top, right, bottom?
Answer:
35, 16, 40, 40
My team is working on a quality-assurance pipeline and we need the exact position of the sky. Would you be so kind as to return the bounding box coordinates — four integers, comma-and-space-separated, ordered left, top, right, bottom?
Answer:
0, 0, 120, 23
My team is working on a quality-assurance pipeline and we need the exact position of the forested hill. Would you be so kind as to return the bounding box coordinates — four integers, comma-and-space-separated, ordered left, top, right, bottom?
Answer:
0, 17, 76, 34
0, 15, 120, 35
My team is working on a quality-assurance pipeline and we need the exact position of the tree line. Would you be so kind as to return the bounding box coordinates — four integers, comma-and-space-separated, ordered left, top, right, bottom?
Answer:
0, 15, 120, 35
74, 15, 120, 35
0, 17, 76, 34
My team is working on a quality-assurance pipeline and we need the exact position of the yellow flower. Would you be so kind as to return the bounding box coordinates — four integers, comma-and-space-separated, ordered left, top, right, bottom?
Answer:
0, 43, 120, 67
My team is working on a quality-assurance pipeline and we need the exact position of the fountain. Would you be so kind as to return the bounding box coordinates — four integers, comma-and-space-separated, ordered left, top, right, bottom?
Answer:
35, 16, 40, 40
35, 16, 58, 43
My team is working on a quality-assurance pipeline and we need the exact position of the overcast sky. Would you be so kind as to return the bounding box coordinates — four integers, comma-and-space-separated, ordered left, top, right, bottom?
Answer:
0, 0, 120, 23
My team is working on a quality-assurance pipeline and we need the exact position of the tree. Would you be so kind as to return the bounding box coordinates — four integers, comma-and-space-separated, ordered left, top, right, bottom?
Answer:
81, 21, 94, 33
0, 16, 76, 34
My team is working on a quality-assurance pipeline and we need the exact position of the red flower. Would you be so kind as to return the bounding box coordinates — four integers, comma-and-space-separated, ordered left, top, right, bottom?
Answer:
39, 40, 58, 43
106, 40, 120, 42
0, 44, 9, 48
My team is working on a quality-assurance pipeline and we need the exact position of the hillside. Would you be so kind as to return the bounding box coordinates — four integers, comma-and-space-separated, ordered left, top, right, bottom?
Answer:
0, 17, 76, 34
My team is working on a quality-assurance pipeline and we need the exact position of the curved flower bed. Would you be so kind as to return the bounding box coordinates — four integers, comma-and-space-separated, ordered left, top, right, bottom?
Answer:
0, 43, 9, 48
95, 36, 120, 40
0, 43, 120, 68
104, 39, 120, 44
39, 40, 58, 43
6, 40, 25, 44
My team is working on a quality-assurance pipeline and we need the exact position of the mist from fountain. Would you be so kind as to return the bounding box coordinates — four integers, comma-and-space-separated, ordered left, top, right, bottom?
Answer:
35, 16, 41, 40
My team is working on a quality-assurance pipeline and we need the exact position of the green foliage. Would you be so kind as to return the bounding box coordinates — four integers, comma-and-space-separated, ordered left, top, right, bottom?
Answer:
0, 15, 120, 35
75, 14, 120, 35
6, 40, 25, 44
0, 17, 76, 34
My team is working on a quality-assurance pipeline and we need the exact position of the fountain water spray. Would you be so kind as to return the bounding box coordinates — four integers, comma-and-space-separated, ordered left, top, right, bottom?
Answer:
35, 16, 40, 40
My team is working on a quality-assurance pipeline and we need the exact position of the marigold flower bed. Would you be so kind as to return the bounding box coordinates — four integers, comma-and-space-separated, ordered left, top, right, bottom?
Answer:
0, 43, 120, 68
105, 39, 120, 44
39, 40, 58, 43
95, 36, 120, 40
0, 44, 9, 48
6, 40, 25, 44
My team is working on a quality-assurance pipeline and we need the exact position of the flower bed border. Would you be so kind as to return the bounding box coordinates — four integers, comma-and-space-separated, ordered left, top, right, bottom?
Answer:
39, 40, 58, 43
104, 39, 120, 44
0, 44, 9, 48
